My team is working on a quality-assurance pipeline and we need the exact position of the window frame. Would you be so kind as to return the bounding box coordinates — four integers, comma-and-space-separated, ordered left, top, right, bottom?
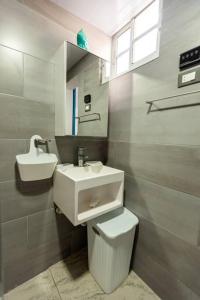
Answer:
101, 59, 111, 84
112, 0, 162, 78
115, 24, 132, 74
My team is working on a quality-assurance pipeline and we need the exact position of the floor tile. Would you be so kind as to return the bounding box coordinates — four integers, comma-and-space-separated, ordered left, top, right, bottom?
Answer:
49, 248, 88, 285
56, 272, 104, 300
4, 248, 159, 300
100, 272, 160, 300
4, 270, 61, 300
50, 249, 104, 299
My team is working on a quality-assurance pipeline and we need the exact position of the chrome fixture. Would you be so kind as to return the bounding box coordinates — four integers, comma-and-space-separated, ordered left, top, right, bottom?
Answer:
34, 138, 50, 153
146, 89, 200, 113
77, 147, 88, 167
75, 113, 101, 124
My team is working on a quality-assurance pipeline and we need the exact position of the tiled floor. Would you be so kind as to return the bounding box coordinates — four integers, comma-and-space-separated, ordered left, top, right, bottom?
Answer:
4, 249, 160, 300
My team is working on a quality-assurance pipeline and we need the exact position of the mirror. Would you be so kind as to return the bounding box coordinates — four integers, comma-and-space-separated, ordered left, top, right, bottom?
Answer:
66, 42, 109, 137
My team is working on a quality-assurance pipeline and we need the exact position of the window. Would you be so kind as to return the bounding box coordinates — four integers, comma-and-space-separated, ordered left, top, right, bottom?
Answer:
112, 0, 161, 76
116, 28, 131, 74
133, 28, 158, 63
101, 59, 111, 84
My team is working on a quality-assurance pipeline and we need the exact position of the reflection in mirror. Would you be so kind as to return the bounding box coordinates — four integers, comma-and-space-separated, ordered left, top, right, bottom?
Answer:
66, 42, 110, 137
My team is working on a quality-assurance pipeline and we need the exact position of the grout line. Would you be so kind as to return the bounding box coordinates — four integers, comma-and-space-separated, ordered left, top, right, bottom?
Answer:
22, 52, 25, 98
49, 267, 62, 300
124, 171, 200, 200
0, 138, 56, 140
0, 92, 25, 99
134, 252, 187, 299
0, 43, 55, 65
26, 215, 28, 246
1, 215, 28, 225
27, 207, 54, 219
108, 139, 200, 148
0, 138, 31, 141
130, 208, 199, 248
1, 206, 54, 225
0, 179, 16, 184
0, 92, 55, 107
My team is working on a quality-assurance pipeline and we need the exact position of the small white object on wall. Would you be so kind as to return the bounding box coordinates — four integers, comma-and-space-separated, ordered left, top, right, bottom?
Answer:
16, 135, 58, 181
182, 71, 196, 83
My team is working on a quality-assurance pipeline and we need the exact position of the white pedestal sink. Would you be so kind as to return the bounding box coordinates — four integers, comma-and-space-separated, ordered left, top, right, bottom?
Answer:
53, 163, 124, 225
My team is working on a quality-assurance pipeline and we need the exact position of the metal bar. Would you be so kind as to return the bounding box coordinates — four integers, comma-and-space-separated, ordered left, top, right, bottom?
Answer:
148, 102, 200, 113
146, 89, 200, 104
72, 88, 76, 136
78, 118, 100, 124
74, 113, 101, 124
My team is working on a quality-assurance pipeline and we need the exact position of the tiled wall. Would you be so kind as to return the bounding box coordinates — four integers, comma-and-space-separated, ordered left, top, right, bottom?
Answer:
0, 0, 108, 294
0, 46, 108, 294
107, 0, 200, 299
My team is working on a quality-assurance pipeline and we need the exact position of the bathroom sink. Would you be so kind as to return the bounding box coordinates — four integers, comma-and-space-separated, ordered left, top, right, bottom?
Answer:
57, 163, 121, 181
53, 163, 124, 225
16, 135, 58, 181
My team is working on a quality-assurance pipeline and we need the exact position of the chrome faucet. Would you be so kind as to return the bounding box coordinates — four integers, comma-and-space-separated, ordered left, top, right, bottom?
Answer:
34, 138, 50, 153
78, 147, 88, 167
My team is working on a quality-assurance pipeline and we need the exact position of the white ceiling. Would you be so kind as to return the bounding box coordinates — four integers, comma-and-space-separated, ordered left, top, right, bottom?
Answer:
50, 0, 148, 36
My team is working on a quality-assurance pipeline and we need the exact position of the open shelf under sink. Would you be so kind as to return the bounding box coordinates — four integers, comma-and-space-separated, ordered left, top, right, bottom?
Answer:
53, 164, 124, 225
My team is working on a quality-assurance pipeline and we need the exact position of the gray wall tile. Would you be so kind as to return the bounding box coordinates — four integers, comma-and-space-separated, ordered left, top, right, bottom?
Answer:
2, 217, 27, 264
0, 139, 27, 182
108, 72, 133, 141
0, 94, 54, 139
109, 141, 200, 198
3, 235, 71, 292
47, 139, 61, 163
24, 55, 54, 103
0, 180, 53, 223
106, 141, 116, 167
27, 208, 74, 248
134, 216, 200, 297
0, 0, 68, 61
0, 46, 23, 96
125, 175, 200, 246
133, 247, 200, 300
109, 98, 200, 145
55, 136, 108, 165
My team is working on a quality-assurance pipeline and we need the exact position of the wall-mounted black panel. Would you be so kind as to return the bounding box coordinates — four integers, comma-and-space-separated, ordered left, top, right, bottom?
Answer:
84, 94, 91, 104
179, 46, 200, 70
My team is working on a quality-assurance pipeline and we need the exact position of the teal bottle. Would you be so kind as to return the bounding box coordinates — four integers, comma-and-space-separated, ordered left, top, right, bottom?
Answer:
77, 29, 88, 50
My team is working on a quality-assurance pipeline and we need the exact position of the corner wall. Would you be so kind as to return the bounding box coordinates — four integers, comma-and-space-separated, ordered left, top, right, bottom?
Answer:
107, 0, 200, 299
